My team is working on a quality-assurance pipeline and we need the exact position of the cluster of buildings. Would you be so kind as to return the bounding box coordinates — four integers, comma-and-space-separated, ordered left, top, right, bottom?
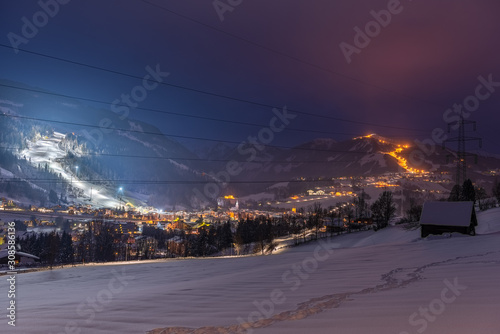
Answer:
0, 197, 287, 261
0, 198, 21, 211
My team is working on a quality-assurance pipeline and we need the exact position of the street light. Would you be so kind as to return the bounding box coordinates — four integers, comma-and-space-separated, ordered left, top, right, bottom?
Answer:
118, 187, 124, 208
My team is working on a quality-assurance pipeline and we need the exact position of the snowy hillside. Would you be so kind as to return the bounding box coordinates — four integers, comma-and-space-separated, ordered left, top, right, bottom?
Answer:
3, 84, 500, 208
1, 210, 499, 334
19, 132, 142, 209
477, 207, 500, 235
0, 85, 211, 209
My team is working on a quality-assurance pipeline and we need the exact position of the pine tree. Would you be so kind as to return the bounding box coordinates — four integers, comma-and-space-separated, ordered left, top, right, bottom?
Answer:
448, 184, 461, 202
49, 189, 58, 204
196, 228, 208, 256
353, 190, 370, 219
46, 232, 61, 269
406, 199, 423, 222
222, 221, 233, 249
460, 179, 476, 202
493, 179, 500, 203
371, 191, 396, 229
475, 186, 487, 207
59, 231, 75, 264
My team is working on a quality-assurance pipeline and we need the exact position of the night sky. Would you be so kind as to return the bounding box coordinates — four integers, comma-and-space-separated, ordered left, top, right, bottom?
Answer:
1, 0, 500, 153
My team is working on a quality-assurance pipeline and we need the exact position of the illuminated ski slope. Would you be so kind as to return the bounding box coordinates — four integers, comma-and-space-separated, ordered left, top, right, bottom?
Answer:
20, 132, 133, 208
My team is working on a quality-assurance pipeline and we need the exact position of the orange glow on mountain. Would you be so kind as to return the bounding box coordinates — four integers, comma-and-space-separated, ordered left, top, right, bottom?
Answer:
352, 134, 425, 173
353, 133, 376, 140
383, 145, 424, 174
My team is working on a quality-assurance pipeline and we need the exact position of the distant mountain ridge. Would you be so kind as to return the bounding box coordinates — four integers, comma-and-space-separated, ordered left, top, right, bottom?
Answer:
2, 80, 500, 208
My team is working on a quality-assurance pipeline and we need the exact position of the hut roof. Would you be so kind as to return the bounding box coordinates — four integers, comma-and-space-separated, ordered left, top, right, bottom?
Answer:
420, 201, 475, 227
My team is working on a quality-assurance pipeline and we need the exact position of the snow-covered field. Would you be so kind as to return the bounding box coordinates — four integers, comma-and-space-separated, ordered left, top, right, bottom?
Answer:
1, 211, 499, 334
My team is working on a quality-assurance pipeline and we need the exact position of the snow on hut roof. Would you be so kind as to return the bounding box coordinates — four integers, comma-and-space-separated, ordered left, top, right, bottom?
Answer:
420, 201, 475, 227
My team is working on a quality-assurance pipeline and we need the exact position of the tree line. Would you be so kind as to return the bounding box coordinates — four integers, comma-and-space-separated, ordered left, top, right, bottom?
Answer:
21, 183, 500, 267
7, 190, 403, 268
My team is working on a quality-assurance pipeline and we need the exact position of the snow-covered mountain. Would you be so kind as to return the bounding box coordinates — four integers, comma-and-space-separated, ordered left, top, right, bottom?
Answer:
207, 132, 500, 184
2, 80, 500, 209
0, 80, 209, 209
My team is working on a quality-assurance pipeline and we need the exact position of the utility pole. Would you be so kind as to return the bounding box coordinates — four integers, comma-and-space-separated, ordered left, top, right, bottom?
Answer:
443, 114, 482, 186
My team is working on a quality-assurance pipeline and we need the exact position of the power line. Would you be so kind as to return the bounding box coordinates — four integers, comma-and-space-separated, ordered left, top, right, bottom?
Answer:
0, 113, 408, 154
0, 145, 389, 163
0, 43, 428, 133
0, 83, 415, 138
0, 178, 353, 185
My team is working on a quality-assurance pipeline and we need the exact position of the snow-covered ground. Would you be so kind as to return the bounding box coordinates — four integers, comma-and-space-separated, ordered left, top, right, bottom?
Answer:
476, 207, 500, 235
1, 210, 499, 333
